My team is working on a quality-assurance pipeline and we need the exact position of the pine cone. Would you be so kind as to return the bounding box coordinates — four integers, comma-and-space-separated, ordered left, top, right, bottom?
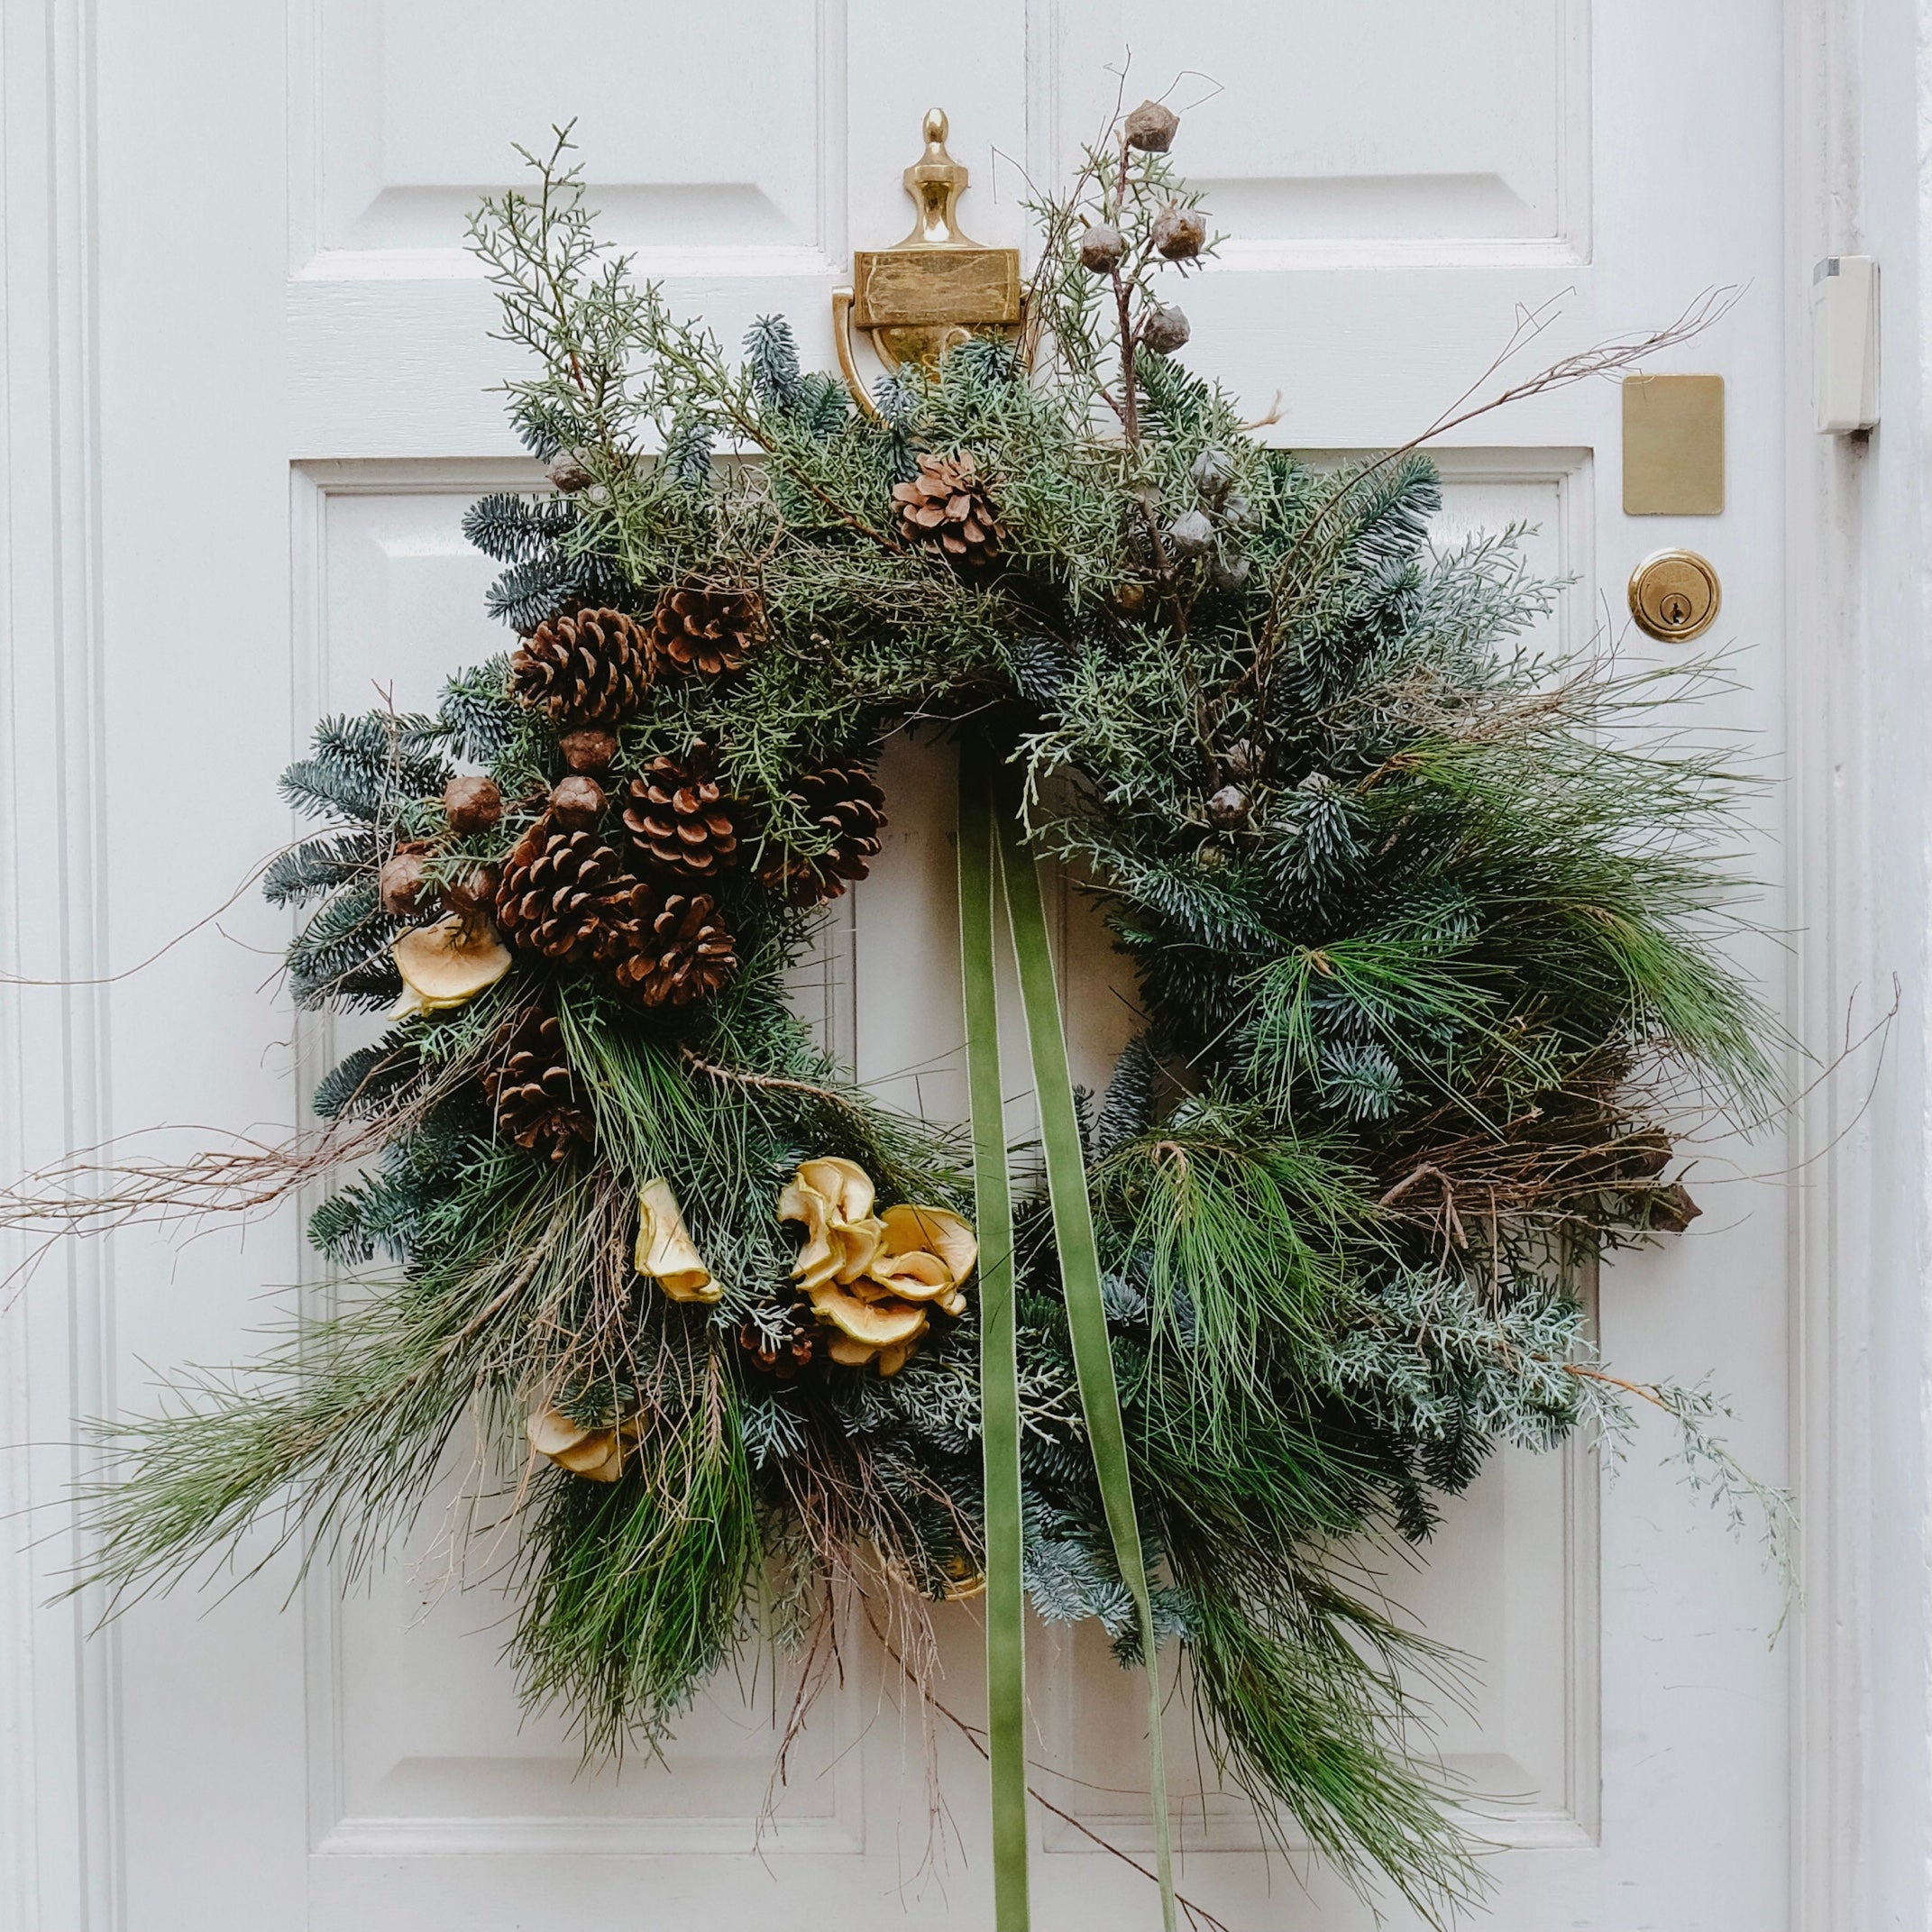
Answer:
621, 747, 742, 880
892, 453, 1002, 570
757, 764, 887, 905
737, 1309, 819, 1380
509, 608, 655, 725
495, 819, 654, 966
484, 1009, 593, 1163
649, 581, 764, 678
609, 892, 738, 1007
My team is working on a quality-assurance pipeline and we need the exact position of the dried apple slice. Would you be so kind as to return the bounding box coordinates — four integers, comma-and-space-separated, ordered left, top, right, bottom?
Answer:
636, 1177, 718, 1302
810, 1281, 928, 1350
867, 1204, 977, 1301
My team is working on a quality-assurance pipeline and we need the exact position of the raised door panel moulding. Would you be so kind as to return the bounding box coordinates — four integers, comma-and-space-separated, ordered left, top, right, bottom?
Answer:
1038, 1428, 1601, 1855
288, 462, 864, 1861
1033, 0, 1590, 268
288, 0, 849, 281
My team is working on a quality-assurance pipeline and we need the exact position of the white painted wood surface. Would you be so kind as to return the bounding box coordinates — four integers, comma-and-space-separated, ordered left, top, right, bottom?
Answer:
4, 2, 1917, 1927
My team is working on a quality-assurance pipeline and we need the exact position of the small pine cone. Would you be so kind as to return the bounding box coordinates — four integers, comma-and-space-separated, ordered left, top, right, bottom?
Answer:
757, 764, 887, 905
737, 1310, 819, 1380
891, 452, 1002, 570
609, 892, 738, 1007
484, 1009, 594, 1163
621, 747, 742, 880
649, 581, 765, 678
509, 608, 655, 726
495, 819, 636, 966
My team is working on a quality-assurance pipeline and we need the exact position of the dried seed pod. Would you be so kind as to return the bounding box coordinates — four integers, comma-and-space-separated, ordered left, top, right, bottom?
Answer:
548, 456, 594, 494
379, 848, 430, 916
1167, 508, 1214, 556
1189, 447, 1234, 499
1140, 303, 1191, 355
444, 774, 502, 836
1123, 99, 1179, 152
558, 727, 618, 774
442, 865, 499, 919
1211, 554, 1253, 593
1642, 1183, 1701, 1235
1615, 1129, 1673, 1181
1110, 580, 1149, 618
548, 774, 607, 830
1079, 221, 1125, 272
1206, 783, 1252, 829
1151, 204, 1207, 261
1222, 739, 1264, 783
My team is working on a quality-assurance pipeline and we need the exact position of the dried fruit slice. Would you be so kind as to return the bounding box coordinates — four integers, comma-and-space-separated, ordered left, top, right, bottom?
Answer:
810, 1281, 929, 1351
868, 1204, 977, 1302
635, 1177, 718, 1303
392, 914, 512, 1015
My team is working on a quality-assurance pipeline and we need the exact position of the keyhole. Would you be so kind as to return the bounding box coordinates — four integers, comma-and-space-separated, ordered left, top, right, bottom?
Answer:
1662, 591, 1690, 626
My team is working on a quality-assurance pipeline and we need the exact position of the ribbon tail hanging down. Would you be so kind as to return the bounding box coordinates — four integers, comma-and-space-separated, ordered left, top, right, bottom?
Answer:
957, 744, 1030, 1932
991, 768, 1178, 1932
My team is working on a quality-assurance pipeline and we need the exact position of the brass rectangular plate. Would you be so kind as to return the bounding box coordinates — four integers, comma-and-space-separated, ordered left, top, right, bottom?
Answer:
1622, 373, 1725, 516
853, 247, 1021, 329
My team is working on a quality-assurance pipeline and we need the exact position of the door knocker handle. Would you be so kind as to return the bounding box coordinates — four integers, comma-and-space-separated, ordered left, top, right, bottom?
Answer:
832, 109, 1022, 415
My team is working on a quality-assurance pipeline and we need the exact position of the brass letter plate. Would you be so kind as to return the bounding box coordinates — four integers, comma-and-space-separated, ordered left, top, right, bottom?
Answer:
1622, 373, 1725, 516
851, 248, 1021, 334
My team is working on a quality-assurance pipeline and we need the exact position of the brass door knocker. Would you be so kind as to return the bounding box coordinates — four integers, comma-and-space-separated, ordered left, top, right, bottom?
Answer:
832, 110, 1023, 418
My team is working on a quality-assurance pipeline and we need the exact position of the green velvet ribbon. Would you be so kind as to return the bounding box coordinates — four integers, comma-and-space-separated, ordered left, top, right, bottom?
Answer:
957, 744, 1177, 1932
957, 743, 1029, 1931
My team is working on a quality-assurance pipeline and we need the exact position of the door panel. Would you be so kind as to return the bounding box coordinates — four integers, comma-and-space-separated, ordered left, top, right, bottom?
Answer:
9, 3, 1790, 1927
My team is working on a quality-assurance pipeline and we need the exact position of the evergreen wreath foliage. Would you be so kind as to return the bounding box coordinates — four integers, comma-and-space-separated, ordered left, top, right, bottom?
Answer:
72, 118, 1790, 1921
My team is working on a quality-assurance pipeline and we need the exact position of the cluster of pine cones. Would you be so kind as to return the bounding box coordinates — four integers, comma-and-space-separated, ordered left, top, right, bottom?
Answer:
467, 434, 1009, 1167
463, 579, 890, 1161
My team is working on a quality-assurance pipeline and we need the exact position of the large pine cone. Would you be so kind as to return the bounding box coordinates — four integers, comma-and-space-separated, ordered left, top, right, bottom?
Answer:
757, 764, 887, 905
509, 608, 655, 725
495, 819, 654, 966
621, 747, 742, 880
649, 581, 764, 678
891, 452, 1002, 570
609, 893, 738, 1006
484, 1009, 593, 1163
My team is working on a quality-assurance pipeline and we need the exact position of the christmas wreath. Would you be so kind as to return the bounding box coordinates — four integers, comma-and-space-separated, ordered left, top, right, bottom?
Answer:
70, 105, 1782, 1927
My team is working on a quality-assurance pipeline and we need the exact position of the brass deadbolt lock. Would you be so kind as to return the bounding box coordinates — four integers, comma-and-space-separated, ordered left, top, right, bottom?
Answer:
1627, 549, 1721, 642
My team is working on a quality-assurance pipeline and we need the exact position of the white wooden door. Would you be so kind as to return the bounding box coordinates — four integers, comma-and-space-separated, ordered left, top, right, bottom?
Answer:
3, 4, 1804, 1927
